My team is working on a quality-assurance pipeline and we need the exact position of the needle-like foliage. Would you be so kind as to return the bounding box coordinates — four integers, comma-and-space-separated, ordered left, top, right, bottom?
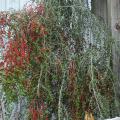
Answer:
0, 0, 116, 119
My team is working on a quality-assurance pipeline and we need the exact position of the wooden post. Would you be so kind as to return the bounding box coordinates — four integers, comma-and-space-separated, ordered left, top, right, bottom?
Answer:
109, 0, 120, 115
91, 0, 108, 24
92, 0, 120, 115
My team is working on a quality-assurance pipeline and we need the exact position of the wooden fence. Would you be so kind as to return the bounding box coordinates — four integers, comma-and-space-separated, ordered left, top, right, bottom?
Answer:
93, 0, 120, 115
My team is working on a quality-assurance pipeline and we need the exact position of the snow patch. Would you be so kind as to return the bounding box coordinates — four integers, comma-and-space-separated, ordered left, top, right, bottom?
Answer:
105, 117, 120, 120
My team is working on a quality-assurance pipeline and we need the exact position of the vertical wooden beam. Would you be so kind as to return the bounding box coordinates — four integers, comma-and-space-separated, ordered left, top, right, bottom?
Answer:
109, 0, 120, 115
91, 0, 108, 24
92, 0, 120, 115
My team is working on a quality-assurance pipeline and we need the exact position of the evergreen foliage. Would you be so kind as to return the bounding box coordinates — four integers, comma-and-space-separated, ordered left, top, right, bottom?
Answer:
0, 0, 116, 119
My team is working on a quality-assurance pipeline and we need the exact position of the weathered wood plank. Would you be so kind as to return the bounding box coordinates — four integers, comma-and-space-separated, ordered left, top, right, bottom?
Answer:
92, 0, 108, 24
109, 0, 120, 115
92, 0, 120, 115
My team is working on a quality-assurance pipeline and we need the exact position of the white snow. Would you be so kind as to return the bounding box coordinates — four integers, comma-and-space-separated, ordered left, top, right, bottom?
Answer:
105, 117, 120, 120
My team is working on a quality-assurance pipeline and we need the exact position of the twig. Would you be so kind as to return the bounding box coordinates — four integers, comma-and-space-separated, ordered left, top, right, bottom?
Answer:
58, 70, 66, 120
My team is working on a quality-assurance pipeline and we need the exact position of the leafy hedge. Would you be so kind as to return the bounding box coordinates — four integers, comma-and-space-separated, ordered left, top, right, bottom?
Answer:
0, 0, 115, 119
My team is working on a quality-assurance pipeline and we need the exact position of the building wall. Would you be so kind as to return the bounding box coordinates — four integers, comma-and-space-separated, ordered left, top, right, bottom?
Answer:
0, 0, 29, 11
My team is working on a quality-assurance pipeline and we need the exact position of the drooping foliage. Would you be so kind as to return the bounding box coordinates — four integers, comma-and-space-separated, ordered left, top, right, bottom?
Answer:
0, 0, 115, 119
